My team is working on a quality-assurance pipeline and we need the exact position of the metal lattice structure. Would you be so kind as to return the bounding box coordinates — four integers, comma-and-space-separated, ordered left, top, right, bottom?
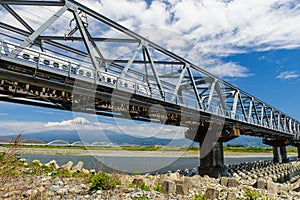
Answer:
0, 0, 299, 143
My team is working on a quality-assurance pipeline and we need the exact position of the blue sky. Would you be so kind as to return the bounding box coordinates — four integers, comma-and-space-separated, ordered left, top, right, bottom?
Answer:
0, 0, 299, 139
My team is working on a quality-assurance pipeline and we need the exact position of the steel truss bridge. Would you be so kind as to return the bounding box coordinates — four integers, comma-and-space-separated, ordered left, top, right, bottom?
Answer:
0, 0, 299, 177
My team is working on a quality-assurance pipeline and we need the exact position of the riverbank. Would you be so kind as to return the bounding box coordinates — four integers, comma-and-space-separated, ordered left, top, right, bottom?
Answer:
1, 146, 297, 158
2, 154, 300, 199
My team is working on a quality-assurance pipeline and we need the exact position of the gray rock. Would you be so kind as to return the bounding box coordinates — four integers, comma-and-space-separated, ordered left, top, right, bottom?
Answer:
4, 191, 19, 198
56, 188, 68, 195
204, 188, 219, 200
162, 181, 175, 194
25, 189, 38, 197
49, 185, 60, 191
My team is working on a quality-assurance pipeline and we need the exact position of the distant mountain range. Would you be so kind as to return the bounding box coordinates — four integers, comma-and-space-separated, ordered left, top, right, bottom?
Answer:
0, 130, 196, 146
0, 130, 266, 147
0, 117, 267, 147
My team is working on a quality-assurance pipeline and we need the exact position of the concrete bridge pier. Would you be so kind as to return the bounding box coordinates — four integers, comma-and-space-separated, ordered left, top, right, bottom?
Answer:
263, 139, 289, 163
297, 146, 300, 159
273, 146, 280, 163
280, 146, 288, 163
185, 123, 240, 178
198, 140, 225, 177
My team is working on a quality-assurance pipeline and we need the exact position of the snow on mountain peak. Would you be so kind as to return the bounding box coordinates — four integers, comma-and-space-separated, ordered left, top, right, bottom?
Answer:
45, 117, 92, 127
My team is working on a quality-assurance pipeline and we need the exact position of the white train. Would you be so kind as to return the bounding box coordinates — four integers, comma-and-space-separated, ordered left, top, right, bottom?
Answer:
0, 40, 151, 95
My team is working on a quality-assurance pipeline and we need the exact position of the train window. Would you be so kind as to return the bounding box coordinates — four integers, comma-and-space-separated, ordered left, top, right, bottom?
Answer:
33, 57, 39, 62
79, 69, 84, 75
107, 78, 111, 83
71, 67, 76, 74
86, 72, 91, 77
22, 53, 30, 60
62, 65, 69, 70
43, 59, 50, 65
53, 62, 59, 68
124, 83, 128, 88
113, 80, 116, 84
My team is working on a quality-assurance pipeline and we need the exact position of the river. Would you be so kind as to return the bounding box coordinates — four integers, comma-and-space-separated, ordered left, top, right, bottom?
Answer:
20, 154, 272, 175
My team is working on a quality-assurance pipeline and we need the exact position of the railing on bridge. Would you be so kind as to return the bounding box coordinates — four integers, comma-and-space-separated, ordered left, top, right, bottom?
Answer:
0, 0, 299, 141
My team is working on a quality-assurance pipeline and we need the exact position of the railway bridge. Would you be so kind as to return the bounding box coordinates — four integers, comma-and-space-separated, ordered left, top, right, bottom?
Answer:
0, 0, 299, 177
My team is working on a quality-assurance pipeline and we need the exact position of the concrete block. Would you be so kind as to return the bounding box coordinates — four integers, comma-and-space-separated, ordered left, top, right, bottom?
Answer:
162, 181, 175, 194
61, 161, 73, 171
72, 161, 84, 172
228, 178, 240, 188
204, 188, 219, 200
220, 177, 228, 186
175, 184, 188, 195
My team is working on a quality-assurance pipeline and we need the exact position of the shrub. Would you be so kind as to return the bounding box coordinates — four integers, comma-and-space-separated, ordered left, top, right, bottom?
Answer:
89, 172, 120, 191
193, 193, 207, 200
153, 184, 162, 193
244, 188, 262, 200
140, 183, 150, 191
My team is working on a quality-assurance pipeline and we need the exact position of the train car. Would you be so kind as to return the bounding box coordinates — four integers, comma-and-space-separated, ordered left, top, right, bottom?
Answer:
0, 40, 152, 96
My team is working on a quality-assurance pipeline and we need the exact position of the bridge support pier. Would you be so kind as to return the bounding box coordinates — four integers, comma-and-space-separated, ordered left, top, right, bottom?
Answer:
198, 140, 226, 178
280, 146, 288, 163
263, 139, 289, 163
297, 146, 300, 159
273, 146, 280, 163
185, 123, 240, 178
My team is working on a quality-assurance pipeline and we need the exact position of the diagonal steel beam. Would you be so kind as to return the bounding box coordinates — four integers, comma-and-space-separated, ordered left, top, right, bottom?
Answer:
10, 5, 67, 57
238, 94, 247, 121
119, 42, 143, 79
187, 67, 202, 109
1, 4, 47, 52
171, 65, 187, 101
144, 46, 164, 98
231, 90, 239, 119
73, 9, 100, 76
2, 4, 34, 33
83, 25, 106, 71
248, 98, 253, 123
205, 80, 216, 111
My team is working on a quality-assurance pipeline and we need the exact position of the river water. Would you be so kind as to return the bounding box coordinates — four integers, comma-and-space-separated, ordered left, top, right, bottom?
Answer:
20, 154, 272, 175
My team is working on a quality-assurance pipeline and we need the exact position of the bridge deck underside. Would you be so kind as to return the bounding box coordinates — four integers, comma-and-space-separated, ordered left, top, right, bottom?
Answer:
0, 60, 295, 143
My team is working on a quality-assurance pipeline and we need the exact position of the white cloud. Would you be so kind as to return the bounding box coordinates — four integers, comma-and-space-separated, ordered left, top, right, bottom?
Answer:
276, 71, 300, 80
80, 0, 300, 56
2, 0, 300, 78
205, 62, 252, 78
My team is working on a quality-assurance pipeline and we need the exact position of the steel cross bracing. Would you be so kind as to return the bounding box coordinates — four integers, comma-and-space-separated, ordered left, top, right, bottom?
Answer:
0, 0, 299, 141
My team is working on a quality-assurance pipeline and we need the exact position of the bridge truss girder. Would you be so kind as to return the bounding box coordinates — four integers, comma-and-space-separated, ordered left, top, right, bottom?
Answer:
0, 0, 299, 141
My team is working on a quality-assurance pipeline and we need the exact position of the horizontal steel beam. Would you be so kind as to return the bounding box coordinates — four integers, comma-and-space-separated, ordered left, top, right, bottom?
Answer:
39, 36, 139, 43
0, 1, 65, 6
